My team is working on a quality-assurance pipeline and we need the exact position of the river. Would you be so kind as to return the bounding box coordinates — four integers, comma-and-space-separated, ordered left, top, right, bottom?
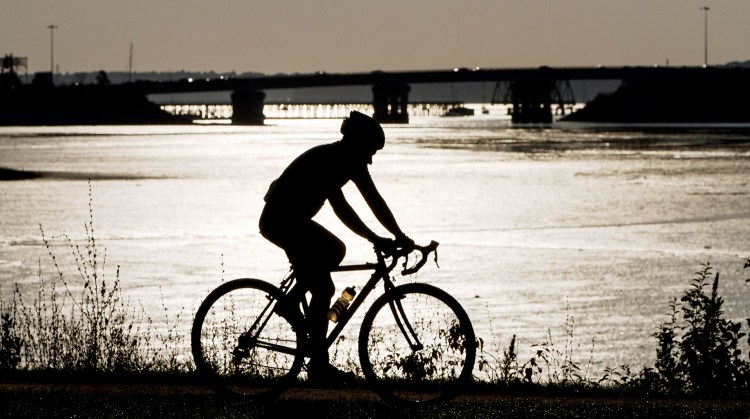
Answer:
1, 107, 749, 377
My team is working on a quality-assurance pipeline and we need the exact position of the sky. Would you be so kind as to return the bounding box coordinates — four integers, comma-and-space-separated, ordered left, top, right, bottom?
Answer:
2, 0, 749, 76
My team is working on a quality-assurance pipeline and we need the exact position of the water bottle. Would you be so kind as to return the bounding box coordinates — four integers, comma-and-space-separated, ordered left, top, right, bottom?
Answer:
327, 286, 356, 323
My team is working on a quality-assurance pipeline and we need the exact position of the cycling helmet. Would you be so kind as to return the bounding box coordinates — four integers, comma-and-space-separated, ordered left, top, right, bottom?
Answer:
340, 111, 385, 151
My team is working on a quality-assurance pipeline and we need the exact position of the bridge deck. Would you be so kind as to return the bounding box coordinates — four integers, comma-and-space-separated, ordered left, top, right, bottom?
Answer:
126, 66, 748, 95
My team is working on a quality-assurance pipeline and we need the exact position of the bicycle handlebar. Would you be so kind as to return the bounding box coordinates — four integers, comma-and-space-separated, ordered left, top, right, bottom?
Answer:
382, 240, 440, 276
403, 240, 439, 275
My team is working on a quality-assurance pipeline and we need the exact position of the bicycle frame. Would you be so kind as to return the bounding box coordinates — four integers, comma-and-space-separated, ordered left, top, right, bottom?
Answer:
325, 257, 397, 349
276, 241, 438, 353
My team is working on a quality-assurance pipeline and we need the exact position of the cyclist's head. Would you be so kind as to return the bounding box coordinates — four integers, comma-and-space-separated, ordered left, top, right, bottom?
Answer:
340, 111, 385, 154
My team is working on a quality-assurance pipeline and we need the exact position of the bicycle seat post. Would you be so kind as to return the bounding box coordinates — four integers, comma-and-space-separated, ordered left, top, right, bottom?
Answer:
278, 270, 296, 295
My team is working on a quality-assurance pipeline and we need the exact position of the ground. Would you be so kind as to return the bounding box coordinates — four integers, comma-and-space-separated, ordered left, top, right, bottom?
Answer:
2, 379, 749, 418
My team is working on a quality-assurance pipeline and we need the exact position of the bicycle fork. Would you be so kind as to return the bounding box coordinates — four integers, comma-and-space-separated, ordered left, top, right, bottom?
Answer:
387, 293, 424, 352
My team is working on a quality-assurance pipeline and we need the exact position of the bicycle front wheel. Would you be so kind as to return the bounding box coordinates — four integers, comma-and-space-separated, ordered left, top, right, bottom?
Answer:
359, 283, 476, 405
191, 278, 305, 401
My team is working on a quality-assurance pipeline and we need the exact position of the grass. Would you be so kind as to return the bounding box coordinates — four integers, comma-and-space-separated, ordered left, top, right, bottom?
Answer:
1, 181, 749, 409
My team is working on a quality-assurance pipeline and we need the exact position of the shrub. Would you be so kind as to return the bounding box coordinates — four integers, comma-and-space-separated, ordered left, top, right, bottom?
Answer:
653, 261, 749, 396
0, 310, 22, 371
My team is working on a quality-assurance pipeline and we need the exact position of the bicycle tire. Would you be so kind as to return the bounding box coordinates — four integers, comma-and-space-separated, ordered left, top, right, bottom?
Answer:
191, 278, 305, 401
358, 283, 476, 405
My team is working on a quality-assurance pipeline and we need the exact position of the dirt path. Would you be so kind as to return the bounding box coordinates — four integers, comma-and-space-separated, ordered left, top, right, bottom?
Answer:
2, 380, 749, 418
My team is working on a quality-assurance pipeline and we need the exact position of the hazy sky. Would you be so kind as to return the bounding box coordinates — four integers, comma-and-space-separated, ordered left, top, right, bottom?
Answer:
2, 0, 748, 75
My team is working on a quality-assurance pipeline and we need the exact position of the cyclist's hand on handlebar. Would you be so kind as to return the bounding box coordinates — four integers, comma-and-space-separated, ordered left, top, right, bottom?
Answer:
372, 236, 397, 256
394, 233, 415, 251
373, 234, 414, 257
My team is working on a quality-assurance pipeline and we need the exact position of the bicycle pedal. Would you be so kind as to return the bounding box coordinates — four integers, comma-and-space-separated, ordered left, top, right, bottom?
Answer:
232, 346, 249, 363
237, 333, 256, 348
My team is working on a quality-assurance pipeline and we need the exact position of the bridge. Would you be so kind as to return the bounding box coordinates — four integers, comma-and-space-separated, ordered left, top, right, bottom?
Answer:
101, 66, 750, 124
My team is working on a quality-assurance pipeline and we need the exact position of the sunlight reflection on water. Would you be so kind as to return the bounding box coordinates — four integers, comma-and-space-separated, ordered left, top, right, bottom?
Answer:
1, 115, 749, 374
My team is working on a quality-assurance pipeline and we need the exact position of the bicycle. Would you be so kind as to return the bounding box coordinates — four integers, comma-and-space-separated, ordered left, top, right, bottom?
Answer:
191, 241, 476, 405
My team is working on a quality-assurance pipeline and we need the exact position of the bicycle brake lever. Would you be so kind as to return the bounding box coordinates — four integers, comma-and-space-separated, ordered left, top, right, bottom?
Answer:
400, 241, 439, 276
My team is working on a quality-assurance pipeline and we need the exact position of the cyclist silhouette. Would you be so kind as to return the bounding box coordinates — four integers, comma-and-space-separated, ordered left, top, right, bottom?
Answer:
259, 110, 413, 385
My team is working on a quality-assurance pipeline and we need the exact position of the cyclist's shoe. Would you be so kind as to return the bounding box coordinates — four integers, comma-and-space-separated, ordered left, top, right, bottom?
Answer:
307, 362, 356, 387
274, 298, 305, 330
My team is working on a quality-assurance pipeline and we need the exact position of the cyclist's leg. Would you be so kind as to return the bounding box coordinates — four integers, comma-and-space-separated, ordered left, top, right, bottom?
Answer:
303, 268, 355, 385
259, 211, 311, 324
295, 267, 334, 360
289, 222, 343, 363
260, 212, 350, 380
287, 222, 360, 383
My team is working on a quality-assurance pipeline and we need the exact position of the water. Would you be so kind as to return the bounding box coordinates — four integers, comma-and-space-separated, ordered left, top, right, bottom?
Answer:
1, 108, 749, 375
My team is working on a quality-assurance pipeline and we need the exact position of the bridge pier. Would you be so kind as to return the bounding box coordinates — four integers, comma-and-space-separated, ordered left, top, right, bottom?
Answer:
231, 90, 265, 125
509, 80, 553, 123
372, 83, 410, 123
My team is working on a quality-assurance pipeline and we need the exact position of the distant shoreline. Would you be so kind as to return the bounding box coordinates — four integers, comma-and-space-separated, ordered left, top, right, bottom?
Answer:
0, 167, 161, 181
0, 167, 40, 181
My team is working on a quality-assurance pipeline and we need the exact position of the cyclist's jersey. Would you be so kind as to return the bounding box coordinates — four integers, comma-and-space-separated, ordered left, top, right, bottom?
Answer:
263, 141, 370, 219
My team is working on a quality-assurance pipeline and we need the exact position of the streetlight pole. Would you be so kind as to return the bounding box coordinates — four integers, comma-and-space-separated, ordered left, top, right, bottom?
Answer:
699, 7, 710, 67
47, 24, 58, 83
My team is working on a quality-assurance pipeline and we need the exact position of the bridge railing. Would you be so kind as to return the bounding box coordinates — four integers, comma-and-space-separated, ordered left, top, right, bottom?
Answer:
160, 101, 470, 121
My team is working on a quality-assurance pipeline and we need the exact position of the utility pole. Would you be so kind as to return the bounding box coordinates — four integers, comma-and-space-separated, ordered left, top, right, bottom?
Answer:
129, 42, 133, 82
47, 24, 58, 83
699, 6, 710, 67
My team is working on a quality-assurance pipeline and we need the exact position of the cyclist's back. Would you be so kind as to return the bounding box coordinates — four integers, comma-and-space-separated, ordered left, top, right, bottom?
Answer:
262, 141, 370, 221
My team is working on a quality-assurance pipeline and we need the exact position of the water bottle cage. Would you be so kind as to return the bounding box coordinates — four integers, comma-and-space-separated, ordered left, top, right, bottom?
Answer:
331, 300, 348, 314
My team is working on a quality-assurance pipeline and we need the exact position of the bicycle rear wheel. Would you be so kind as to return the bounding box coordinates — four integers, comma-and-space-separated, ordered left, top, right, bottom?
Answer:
359, 283, 476, 405
191, 278, 305, 401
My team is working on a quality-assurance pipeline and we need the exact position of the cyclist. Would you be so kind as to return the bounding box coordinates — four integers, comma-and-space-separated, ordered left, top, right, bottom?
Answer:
259, 110, 413, 385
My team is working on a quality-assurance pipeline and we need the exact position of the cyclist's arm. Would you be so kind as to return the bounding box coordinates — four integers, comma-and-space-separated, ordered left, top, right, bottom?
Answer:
353, 175, 407, 240
328, 189, 380, 242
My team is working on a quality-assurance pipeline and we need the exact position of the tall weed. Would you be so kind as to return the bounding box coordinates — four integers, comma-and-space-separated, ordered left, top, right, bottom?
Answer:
531, 308, 595, 386
0, 181, 189, 374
